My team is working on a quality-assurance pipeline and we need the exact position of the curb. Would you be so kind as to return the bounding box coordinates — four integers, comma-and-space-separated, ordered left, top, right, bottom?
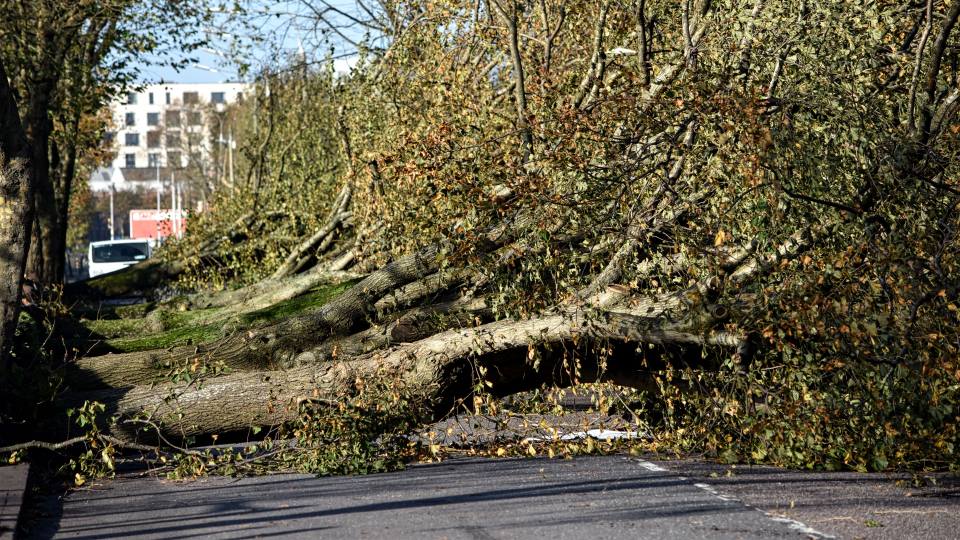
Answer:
0, 463, 30, 539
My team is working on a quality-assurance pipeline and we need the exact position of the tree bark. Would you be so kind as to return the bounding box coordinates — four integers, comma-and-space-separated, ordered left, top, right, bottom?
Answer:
54, 115, 79, 283
491, 0, 534, 157
69, 244, 445, 389
25, 76, 62, 284
0, 58, 34, 368
70, 292, 736, 441
70, 210, 531, 389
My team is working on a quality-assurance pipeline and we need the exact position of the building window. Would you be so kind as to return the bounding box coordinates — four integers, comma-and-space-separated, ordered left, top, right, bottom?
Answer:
149, 92, 154, 105
147, 131, 161, 148
147, 112, 159, 126
124, 132, 139, 146
148, 153, 159, 167
211, 92, 225, 104
188, 111, 203, 126
165, 131, 181, 148
126, 92, 137, 105
165, 110, 180, 127
183, 91, 199, 104
125, 112, 135, 126
167, 151, 181, 167
165, 92, 171, 105
103, 131, 115, 144
124, 153, 136, 168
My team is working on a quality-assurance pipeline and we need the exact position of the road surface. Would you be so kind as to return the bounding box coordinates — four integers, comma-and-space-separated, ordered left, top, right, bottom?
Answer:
22, 455, 830, 539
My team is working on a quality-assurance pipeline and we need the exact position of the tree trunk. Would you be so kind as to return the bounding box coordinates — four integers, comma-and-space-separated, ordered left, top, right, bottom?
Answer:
54, 117, 79, 283
0, 59, 34, 369
69, 294, 735, 441
63, 216, 811, 440
69, 212, 531, 389
26, 79, 62, 284
68, 245, 443, 389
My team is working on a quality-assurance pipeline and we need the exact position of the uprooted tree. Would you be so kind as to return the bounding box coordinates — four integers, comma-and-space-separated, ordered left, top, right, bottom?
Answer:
4, 0, 960, 472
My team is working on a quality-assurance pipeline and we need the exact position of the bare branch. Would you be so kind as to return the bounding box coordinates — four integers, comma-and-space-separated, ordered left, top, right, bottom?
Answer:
637, 0, 651, 87
572, 1, 611, 111
490, 0, 534, 157
918, 0, 960, 144
908, 0, 934, 132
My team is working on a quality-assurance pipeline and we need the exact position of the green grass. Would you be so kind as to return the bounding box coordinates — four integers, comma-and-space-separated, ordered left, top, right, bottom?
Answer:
82, 307, 223, 338
155, 307, 224, 330
240, 280, 358, 326
82, 317, 143, 339
98, 280, 357, 353
106, 323, 224, 352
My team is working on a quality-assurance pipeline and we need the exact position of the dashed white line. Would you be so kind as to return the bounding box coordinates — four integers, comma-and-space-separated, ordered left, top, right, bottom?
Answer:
633, 459, 836, 539
765, 515, 836, 539
635, 460, 668, 472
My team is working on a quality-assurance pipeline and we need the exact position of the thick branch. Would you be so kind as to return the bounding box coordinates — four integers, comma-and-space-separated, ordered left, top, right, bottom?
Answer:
79, 295, 738, 440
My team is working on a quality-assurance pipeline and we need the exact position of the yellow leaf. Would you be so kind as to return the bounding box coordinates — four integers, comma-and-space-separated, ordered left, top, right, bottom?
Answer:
714, 230, 727, 246
102, 449, 115, 471
74, 473, 86, 486
495, 447, 506, 457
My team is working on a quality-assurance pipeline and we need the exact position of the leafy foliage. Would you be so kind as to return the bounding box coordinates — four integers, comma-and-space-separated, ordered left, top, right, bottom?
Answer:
117, 0, 960, 471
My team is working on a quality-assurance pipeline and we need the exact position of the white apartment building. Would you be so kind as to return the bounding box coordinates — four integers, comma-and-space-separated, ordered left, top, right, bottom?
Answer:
91, 82, 247, 192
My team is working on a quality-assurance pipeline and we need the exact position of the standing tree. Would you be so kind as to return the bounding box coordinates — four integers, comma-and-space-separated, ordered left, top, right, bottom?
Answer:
0, 58, 33, 368
0, 0, 214, 284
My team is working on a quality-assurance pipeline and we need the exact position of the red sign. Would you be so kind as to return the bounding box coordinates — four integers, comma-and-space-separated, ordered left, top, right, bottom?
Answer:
130, 209, 187, 240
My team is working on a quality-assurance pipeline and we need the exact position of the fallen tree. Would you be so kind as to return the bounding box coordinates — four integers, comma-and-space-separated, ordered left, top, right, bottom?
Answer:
4, 0, 960, 473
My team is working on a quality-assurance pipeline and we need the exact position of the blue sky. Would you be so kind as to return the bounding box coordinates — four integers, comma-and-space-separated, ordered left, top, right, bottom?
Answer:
136, 50, 239, 84
135, 0, 365, 84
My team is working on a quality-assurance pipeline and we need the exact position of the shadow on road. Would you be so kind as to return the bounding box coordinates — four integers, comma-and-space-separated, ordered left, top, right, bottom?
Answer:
22, 456, 789, 540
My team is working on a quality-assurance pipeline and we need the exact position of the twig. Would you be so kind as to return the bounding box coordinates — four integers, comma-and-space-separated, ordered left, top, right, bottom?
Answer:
121, 418, 204, 456
1, 434, 156, 454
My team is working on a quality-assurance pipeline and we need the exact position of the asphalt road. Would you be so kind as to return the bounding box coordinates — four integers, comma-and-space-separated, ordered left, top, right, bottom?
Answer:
656, 459, 960, 540
21, 456, 823, 540
1, 464, 29, 540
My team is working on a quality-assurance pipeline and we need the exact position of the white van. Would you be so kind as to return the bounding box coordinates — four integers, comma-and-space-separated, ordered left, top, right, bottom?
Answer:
88, 239, 151, 278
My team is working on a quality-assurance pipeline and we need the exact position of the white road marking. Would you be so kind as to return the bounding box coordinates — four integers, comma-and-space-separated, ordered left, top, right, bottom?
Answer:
633, 459, 836, 539
635, 460, 668, 472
